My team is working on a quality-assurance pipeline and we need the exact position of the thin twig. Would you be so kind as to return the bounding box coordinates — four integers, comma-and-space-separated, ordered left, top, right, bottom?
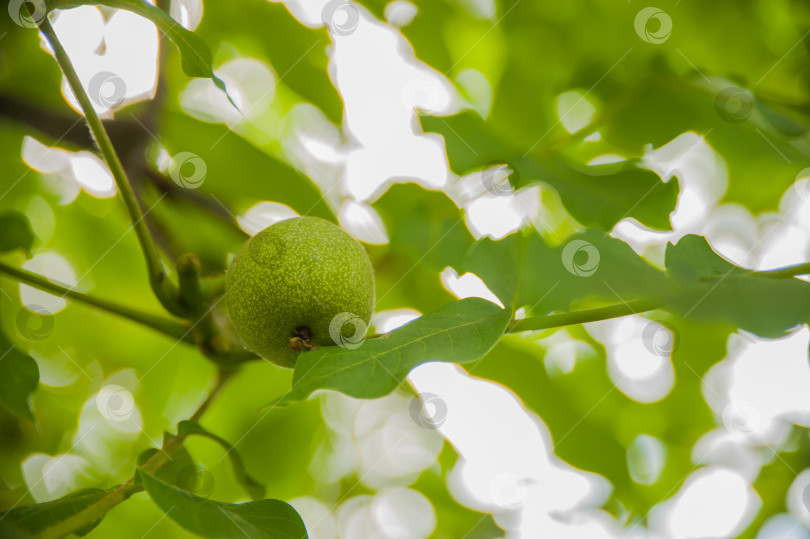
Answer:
0, 261, 192, 342
749, 262, 810, 279
506, 296, 669, 333
37, 17, 183, 316
34, 368, 234, 539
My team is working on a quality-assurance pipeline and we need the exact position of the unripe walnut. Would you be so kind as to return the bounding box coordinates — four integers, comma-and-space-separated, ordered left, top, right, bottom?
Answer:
226, 217, 375, 368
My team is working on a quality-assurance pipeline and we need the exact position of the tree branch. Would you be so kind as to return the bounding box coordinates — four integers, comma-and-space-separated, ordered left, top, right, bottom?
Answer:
750, 262, 810, 279
506, 297, 669, 333
34, 368, 234, 539
507, 255, 810, 333
0, 94, 93, 148
0, 261, 192, 343
0, 95, 245, 242
141, 168, 246, 235
37, 17, 184, 316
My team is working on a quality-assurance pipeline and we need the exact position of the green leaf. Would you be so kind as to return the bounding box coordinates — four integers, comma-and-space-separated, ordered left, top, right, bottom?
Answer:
0, 260, 42, 423
368, 184, 474, 314
280, 298, 512, 404
664, 234, 740, 281
49, 0, 234, 103
0, 212, 34, 255
665, 235, 810, 337
602, 83, 804, 215
524, 230, 670, 313
137, 468, 307, 539
462, 230, 668, 317
0, 337, 39, 421
0, 488, 107, 536
0, 522, 30, 539
192, 0, 343, 123
755, 97, 809, 137
177, 420, 266, 501
462, 235, 521, 307
422, 111, 678, 230
373, 183, 475, 272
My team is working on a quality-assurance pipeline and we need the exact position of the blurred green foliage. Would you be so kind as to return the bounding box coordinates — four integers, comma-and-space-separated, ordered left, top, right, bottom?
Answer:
0, 0, 809, 537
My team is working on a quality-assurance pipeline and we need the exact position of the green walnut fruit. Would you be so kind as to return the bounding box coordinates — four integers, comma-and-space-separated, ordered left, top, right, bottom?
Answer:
226, 216, 375, 368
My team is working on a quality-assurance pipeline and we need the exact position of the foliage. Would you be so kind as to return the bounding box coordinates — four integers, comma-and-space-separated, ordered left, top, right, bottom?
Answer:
0, 0, 809, 537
